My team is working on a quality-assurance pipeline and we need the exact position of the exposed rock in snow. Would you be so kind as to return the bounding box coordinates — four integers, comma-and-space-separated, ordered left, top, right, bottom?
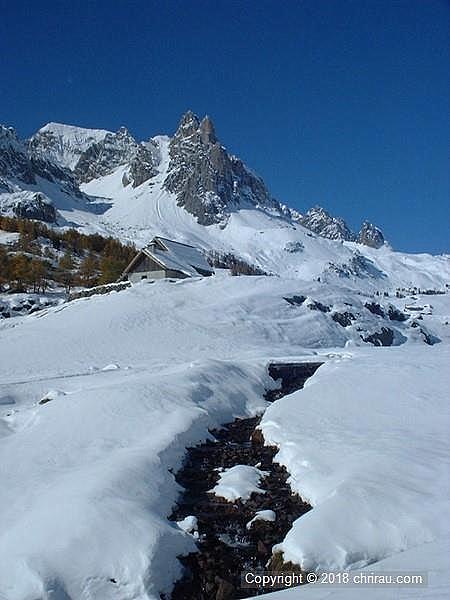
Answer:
39, 390, 66, 405
0, 125, 35, 184
0, 191, 57, 223
30, 123, 159, 190
29, 122, 112, 170
164, 111, 283, 225
74, 127, 158, 186
358, 220, 385, 248
298, 206, 355, 241
1, 124, 83, 215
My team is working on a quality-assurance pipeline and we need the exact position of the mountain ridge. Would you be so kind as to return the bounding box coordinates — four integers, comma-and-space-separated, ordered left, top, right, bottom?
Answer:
2, 112, 384, 244
1, 112, 449, 292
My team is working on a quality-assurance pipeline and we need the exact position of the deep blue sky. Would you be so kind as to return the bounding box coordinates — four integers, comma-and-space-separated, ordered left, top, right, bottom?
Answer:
1, 0, 449, 253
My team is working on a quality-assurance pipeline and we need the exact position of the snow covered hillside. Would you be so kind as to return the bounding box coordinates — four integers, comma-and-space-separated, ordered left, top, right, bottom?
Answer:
0, 276, 449, 599
1, 113, 449, 291
1, 110, 449, 600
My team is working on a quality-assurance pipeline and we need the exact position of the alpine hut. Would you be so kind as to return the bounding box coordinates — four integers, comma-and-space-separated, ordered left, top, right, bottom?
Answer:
121, 237, 214, 282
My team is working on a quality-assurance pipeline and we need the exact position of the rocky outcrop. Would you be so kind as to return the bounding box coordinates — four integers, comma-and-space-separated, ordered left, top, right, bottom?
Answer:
1, 125, 81, 198
122, 142, 158, 188
358, 221, 384, 248
297, 207, 386, 249
74, 127, 158, 186
164, 111, 283, 226
0, 191, 57, 223
30, 123, 158, 188
298, 206, 355, 241
363, 326, 395, 346
0, 126, 36, 184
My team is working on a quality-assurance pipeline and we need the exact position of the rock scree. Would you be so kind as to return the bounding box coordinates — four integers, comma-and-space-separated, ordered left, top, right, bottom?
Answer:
166, 362, 323, 600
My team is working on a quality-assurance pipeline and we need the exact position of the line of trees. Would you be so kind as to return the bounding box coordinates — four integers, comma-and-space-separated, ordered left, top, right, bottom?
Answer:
207, 250, 269, 276
0, 216, 136, 293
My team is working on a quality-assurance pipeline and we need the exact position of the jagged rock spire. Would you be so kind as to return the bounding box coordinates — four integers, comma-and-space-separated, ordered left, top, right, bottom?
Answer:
165, 111, 281, 225
299, 206, 355, 241
358, 221, 385, 248
176, 110, 201, 138
199, 115, 217, 145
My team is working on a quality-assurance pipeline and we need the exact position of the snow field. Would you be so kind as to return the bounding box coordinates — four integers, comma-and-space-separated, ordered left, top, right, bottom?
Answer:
0, 276, 448, 599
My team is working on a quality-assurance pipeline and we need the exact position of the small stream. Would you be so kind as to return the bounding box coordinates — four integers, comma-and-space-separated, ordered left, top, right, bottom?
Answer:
167, 362, 323, 600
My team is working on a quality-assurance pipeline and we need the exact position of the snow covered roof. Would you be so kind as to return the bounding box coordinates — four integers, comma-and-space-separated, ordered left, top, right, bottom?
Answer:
128, 236, 214, 278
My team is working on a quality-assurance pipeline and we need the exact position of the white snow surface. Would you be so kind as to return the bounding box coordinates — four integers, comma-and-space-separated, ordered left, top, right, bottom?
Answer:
0, 276, 449, 599
0, 230, 19, 245
259, 344, 450, 569
34, 122, 111, 169
251, 536, 450, 599
176, 516, 198, 538
246, 510, 276, 529
210, 465, 268, 502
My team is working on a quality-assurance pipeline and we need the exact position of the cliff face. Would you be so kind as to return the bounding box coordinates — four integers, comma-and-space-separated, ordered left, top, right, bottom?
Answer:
1, 112, 386, 249
164, 111, 283, 225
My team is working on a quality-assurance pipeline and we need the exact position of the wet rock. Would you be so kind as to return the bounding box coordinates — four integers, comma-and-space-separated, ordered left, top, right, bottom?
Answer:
215, 577, 235, 599
265, 362, 323, 401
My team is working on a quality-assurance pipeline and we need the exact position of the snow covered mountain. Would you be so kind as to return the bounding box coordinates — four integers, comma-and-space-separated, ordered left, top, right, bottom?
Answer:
1, 112, 450, 600
0, 112, 449, 291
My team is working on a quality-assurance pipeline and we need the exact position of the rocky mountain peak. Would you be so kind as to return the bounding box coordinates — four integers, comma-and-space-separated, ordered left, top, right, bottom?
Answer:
176, 111, 201, 138
297, 206, 386, 249
165, 111, 282, 226
358, 221, 385, 249
298, 206, 355, 242
1, 125, 37, 185
0, 125, 22, 151
117, 126, 130, 137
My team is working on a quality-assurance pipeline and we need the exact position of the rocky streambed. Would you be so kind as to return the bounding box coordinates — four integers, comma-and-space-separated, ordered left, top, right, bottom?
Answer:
166, 362, 322, 600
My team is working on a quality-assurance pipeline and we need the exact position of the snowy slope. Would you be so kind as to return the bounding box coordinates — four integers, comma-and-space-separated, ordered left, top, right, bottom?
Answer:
0, 278, 449, 599
78, 136, 450, 291
2, 117, 449, 292
251, 536, 450, 599
260, 344, 450, 572
1, 112, 449, 600
30, 122, 112, 170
